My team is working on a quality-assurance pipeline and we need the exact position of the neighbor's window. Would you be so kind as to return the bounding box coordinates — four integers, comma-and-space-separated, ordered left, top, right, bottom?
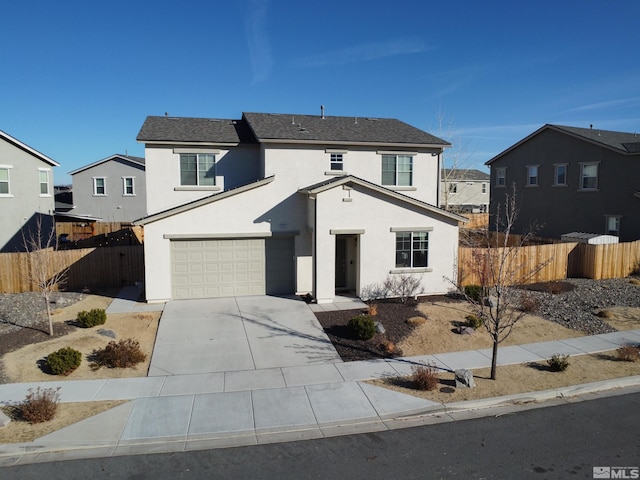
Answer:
448, 182, 458, 194
481, 183, 487, 194
0, 167, 11, 195
606, 216, 621, 236
495, 167, 506, 187
580, 163, 598, 190
180, 154, 216, 186
39, 169, 50, 195
554, 164, 568, 186
395, 231, 428, 268
123, 177, 135, 195
382, 154, 413, 186
526, 165, 539, 186
330, 153, 343, 171
93, 177, 106, 195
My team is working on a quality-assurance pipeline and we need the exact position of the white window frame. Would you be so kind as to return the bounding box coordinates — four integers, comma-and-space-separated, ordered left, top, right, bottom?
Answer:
330, 153, 343, 171
448, 182, 458, 194
180, 153, 216, 186
38, 168, 51, 196
381, 154, 413, 186
526, 165, 539, 186
122, 176, 135, 196
0, 165, 12, 196
394, 231, 429, 269
605, 216, 621, 236
495, 167, 506, 187
481, 183, 487, 194
93, 177, 107, 196
580, 162, 599, 190
554, 164, 568, 186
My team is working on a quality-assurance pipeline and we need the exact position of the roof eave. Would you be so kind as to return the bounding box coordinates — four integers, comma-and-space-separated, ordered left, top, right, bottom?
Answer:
0, 130, 60, 167
258, 138, 450, 149
68, 154, 145, 176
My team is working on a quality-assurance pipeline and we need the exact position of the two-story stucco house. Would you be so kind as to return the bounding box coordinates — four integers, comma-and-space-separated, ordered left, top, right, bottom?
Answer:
486, 124, 640, 242
69, 154, 146, 222
135, 112, 466, 304
440, 169, 490, 213
0, 130, 58, 252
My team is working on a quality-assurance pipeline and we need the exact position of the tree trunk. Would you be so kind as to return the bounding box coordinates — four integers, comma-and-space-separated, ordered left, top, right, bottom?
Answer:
490, 337, 499, 380
45, 296, 53, 336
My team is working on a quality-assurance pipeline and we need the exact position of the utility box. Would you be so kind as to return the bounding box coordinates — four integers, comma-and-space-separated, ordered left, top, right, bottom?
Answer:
560, 232, 619, 244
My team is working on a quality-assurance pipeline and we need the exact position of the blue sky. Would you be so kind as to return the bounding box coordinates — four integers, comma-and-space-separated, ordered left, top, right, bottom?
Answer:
2, 0, 639, 184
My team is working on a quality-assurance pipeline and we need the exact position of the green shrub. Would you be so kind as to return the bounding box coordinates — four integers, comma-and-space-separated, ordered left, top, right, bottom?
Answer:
347, 315, 376, 340
412, 363, 439, 391
46, 347, 82, 375
90, 338, 146, 369
547, 354, 570, 372
465, 314, 483, 330
76, 308, 107, 328
21, 387, 61, 424
464, 285, 483, 302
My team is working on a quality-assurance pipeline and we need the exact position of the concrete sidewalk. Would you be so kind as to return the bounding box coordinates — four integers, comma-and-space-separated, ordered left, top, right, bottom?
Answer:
1, 328, 639, 465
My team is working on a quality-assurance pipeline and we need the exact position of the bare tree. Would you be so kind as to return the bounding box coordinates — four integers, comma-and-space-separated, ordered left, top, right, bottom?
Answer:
22, 215, 68, 336
459, 185, 550, 379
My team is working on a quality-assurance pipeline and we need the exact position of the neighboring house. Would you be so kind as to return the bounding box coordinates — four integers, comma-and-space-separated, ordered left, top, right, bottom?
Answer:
486, 124, 640, 241
0, 130, 58, 252
440, 169, 490, 213
135, 111, 466, 304
69, 154, 146, 222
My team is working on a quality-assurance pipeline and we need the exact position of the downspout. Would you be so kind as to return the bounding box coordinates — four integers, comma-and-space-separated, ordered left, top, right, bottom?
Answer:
436, 150, 442, 209
312, 194, 317, 301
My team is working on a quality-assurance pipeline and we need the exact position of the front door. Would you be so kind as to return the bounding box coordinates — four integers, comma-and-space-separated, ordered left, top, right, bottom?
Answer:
335, 236, 347, 289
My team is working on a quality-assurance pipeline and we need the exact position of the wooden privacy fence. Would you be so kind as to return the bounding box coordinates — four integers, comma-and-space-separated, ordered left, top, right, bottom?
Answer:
461, 213, 489, 229
0, 245, 144, 294
458, 240, 640, 287
55, 222, 144, 243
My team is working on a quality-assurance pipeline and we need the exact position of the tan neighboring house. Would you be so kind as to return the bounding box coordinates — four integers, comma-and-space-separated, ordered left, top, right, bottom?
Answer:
440, 169, 490, 213
0, 130, 58, 252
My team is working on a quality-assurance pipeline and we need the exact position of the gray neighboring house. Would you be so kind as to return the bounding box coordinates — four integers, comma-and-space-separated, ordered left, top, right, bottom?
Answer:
69, 154, 147, 222
0, 130, 59, 252
440, 169, 490, 213
486, 124, 640, 242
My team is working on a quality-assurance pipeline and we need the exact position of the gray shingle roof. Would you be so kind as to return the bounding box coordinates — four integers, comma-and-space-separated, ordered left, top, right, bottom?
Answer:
552, 125, 640, 154
243, 112, 449, 146
441, 169, 490, 181
137, 116, 257, 144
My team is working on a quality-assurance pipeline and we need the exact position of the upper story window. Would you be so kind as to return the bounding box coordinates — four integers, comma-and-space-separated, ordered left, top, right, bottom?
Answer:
180, 154, 215, 186
93, 177, 106, 196
382, 154, 412, 186
448, 182, 458, 194
481, 183, 487, 194
0, 166, 11, 195
330, 153, 343, 171
395, 231, 428, 268
526, 165, 539, 186
123, 177, 135, 196
495, 167, 506, 187
554, 164, 568, 186
580, 162, 598, 190
39, 169, 50, 195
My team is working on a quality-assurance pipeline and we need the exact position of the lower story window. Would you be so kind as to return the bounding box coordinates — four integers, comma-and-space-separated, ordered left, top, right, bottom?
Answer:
606, 216, 621, 236
395, 231, 429, 268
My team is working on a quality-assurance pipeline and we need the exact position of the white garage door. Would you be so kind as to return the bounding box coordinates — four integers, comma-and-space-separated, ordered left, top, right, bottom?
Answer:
171, 239, 266, 299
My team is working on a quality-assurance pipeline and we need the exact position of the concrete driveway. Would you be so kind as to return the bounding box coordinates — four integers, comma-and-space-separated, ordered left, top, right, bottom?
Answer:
148, 296, 343, 376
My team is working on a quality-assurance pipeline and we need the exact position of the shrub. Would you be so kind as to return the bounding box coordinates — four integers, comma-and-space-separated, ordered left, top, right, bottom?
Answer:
90, 338, 146, 369
629, 278, 640, 286
46, 347, 82, 375
76, 308, 107, 328
518, 292, 540, 313
465, 314, 483, 330
617, 346, 639, 362
383, 274, 423, 303
379, 340, 396, 354
464, 284, 483, 302
547, 354, 570, 372
412, 363, 439, 391
21, 387, 61, 424
406, 316, 427, 326
367, 304, 378, 316
347, 315, 376, 340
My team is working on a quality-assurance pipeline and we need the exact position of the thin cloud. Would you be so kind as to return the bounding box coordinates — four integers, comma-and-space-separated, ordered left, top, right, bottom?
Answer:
564, 96, 640, 113
245, 0, 273, 84
294, 38, 430, 68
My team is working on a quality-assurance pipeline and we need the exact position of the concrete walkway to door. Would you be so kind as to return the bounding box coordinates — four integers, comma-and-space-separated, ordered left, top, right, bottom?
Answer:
148, 296, 343, 376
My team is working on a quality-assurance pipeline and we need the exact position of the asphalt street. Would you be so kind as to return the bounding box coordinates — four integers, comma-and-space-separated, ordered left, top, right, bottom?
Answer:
2, 391, 639, 480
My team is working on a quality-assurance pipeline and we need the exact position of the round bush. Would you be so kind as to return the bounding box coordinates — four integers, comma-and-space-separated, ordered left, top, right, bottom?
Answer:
464, 285, 483, 302
465, 314, 483, 330
348, 315, 376, 340
76, 308, 107, 328
46, 347, 82, 375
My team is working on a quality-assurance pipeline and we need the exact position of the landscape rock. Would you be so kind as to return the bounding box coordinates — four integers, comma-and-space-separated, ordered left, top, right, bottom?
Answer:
455, 369, 476, 388
374, 322, 386, 334
456, 325, 475, 335
98, 329, 117, 339
0, 410, 11, 428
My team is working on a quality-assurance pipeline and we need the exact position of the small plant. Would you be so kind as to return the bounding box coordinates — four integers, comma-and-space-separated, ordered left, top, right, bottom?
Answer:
20, 387, 61, 424
90, 338, 146, 369
76, 308, 107, 328
547, 354, 570, 372
617, 346, 639, 362
406, 316, 427, 326
411, 363, 439, 391
46, 347, 82, 375
347, 315, 376, 340
383, 274, 423, 303
465, 314, 483, 330
629, 278, 640, 286
463, 284, 483, 302
518, 291, 540, 313
367, 304, 378, 316
379, 340, 396, 354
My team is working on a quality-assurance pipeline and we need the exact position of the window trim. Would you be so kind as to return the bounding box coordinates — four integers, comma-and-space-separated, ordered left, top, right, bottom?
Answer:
526, 165, 539, 187
330, 153, 344, 171
481, 182, 487, 194
448, 182, 458, 194
93, 177, 107, 196
605, 215, 621, 236
122, 176, 135, 196
553, 163, 568, 186
180, 153, 217, 187
495, 167, 506, 187
579, 162, 599, 191
393, 230, 429, 270
381, 154, 414, 187
0, 165, 12, 196
38, 168, 51, 196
